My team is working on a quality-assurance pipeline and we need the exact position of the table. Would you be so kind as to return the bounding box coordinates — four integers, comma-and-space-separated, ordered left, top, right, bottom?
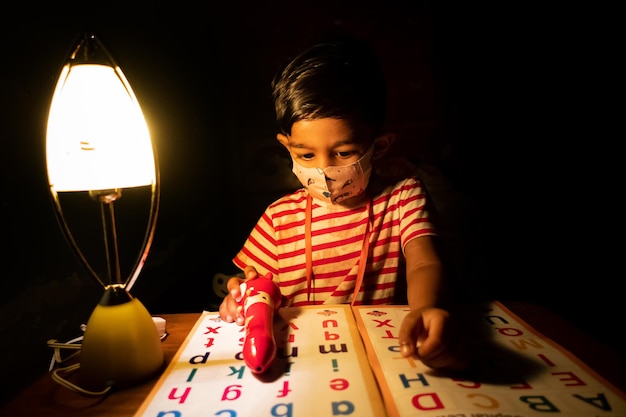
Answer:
0, 304, 624, 417
0, 313, 199, 417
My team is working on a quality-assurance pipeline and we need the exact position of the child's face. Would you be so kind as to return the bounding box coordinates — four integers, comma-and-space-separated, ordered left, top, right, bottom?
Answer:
276, 118, 372, 169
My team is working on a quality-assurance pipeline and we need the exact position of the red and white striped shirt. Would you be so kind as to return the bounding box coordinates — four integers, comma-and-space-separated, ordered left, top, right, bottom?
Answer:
233, 176, 435, 306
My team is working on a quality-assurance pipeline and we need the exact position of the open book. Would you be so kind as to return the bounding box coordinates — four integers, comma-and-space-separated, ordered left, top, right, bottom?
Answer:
134, 302, 626, 416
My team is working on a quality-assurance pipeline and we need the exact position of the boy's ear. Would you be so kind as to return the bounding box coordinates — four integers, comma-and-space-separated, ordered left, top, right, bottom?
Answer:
276, 133, 290, 148
372, 132, 396, 159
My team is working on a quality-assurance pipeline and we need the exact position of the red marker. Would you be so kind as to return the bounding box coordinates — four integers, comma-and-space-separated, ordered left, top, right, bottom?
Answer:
237, 272, 283, 374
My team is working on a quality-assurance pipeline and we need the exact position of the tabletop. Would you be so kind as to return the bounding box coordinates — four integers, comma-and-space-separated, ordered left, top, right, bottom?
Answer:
0, 303, 623, 417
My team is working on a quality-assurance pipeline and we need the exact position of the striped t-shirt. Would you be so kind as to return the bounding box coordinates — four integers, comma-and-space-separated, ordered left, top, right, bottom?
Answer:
233, 176, 435, 306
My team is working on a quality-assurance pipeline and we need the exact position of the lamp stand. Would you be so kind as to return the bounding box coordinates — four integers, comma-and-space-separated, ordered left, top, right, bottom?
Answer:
77, 190, 163, 391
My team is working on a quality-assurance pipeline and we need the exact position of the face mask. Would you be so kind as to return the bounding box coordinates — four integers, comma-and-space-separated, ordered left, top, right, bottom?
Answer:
291, 145, 374, 204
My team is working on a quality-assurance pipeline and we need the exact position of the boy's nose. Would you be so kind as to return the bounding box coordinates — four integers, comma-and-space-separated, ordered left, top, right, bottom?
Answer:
316, 156, 332, 170
318, 154, 341, 170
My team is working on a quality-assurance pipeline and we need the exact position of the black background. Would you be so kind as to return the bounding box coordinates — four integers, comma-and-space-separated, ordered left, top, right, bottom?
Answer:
0, 2, 620, 405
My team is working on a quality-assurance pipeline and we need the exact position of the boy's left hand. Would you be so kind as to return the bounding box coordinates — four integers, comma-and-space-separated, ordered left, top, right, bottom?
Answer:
398, 307, 468, 370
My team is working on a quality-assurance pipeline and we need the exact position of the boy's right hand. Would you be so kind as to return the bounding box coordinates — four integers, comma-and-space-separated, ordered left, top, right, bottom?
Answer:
218, 265, 260, 325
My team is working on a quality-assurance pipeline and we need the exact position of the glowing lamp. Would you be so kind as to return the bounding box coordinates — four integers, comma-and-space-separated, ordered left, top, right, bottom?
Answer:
46, 33, 163, 393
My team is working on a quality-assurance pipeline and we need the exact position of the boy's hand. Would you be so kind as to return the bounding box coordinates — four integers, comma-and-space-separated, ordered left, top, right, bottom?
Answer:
398, 307, 468, 370
218, 266, 259, 325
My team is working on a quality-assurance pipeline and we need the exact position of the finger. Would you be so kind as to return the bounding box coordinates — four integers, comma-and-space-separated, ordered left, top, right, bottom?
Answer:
219, 295, 238, 322
227, 276, 245, 301
235, 304, 245, 325
243, 265, 259, 281
220, 293, 247, 325
415, 315, 447, 361
398, 311, 422, 358
420, 349, 460, 370
418, 330, 467, 370
416, 334, 446, 363
218, 302, 230, 322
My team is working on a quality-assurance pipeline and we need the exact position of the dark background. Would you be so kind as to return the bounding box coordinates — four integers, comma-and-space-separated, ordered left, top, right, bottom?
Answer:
0, 2, 620, 405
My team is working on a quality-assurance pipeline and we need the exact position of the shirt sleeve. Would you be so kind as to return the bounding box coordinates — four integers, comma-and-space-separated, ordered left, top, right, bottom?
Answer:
397, 177, 436, 251
232, 207, 281, 277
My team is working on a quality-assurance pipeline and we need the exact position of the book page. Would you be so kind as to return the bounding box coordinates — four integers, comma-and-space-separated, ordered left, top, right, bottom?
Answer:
134, 305, 386, 416
352, 302, 626, 417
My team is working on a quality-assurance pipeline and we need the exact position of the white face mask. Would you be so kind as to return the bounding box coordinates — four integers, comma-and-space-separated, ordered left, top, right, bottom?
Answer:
291, 145, 374, 204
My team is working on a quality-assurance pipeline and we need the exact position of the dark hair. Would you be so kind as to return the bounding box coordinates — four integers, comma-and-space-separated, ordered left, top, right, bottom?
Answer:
271, 36, 387, 137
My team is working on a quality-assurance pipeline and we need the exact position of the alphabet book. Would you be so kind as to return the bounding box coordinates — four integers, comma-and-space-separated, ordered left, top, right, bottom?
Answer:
134, 302, 626, 416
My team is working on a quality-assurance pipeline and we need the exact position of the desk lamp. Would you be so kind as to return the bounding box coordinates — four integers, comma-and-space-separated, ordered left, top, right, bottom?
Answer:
46, 32, 163, 393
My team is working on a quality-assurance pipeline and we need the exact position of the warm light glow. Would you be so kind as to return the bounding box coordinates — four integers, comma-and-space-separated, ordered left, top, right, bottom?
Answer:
46, 63, 155, 192
44, 33, 163, 394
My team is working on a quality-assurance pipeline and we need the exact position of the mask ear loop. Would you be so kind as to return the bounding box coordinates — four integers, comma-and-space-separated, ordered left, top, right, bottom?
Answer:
305, 194, 313, 303
350, 198, 372, 305
305, 194, 372, 305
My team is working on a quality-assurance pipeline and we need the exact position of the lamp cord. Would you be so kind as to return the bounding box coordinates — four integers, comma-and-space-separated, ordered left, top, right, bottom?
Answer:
46, 324, 168, 397
50, 363, 112, 397
46, 337, 112, 397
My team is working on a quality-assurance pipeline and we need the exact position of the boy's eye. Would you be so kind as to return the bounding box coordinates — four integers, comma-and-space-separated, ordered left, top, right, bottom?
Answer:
295, 149, 360, 162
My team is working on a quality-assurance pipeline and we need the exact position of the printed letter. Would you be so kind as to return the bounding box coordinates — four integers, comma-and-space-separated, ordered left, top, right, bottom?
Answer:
331, 401, 355, 415
573, 393, 612, 411
221, 385, 243, 401
520, 395, 559, 412
271, 403, 293, 416
168, 387, 190, 404
412, 393, 444, 410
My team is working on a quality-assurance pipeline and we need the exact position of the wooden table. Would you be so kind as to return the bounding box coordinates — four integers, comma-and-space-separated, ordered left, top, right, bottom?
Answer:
0, 313, 200, 417
1, 304, 624, 417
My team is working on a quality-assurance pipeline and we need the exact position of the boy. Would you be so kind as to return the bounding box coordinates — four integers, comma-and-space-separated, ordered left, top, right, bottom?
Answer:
219, 36, 466, 370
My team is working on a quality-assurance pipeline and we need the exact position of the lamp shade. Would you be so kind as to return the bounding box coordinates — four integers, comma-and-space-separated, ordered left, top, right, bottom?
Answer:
46, 36, 155, 192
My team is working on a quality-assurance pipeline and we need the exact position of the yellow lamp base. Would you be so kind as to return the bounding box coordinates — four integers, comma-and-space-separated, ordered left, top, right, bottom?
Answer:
79, 285, 164, 391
